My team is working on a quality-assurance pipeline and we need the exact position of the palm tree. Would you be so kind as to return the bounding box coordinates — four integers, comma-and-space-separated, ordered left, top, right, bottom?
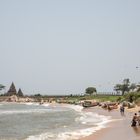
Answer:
114, 79, 130, 95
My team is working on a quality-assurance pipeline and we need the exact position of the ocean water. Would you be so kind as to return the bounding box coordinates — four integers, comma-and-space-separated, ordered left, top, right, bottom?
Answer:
0, 103, 111, 140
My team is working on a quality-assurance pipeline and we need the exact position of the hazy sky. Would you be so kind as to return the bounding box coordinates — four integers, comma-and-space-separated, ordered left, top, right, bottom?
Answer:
0, 0, 140, 95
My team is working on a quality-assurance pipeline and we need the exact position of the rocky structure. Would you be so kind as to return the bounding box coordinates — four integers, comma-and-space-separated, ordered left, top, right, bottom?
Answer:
8, 95, 18, 102
7, 82, 17, 96
17, 88, 24, 97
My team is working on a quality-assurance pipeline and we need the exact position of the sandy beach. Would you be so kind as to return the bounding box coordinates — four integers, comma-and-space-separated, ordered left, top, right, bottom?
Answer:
80, 106, 140, 140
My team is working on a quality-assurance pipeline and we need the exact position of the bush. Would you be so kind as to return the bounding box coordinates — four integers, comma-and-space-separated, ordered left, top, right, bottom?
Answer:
135, 98, 140, 106
116, 97, 122, 102
124, 92, 140, 103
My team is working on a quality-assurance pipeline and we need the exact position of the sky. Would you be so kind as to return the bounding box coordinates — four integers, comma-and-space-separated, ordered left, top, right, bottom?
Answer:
0, 0, 140, 95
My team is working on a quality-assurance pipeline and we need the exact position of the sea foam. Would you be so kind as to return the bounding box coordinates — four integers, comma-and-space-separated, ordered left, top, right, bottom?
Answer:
0, 109, 49, 115
26, 118, 111, 140
25, 104, 111, 140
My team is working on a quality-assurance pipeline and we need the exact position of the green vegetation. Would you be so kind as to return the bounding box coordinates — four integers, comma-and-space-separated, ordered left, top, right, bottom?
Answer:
0, 84, 5, 95
114, 78, 140, 95
61, 92, 140, 105
124, 92, 140, 103
114, 78, 130, 95
85, 87, 97, 95
0, 84, 5, 91
66, 95, 123, 102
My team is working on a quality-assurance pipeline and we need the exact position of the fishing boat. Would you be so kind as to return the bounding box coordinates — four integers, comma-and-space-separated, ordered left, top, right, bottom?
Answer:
82, 100, 99, 108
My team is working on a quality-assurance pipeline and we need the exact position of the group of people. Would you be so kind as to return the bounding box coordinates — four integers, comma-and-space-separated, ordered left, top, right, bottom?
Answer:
131, 111, 140, 127
119, 105, 140, 127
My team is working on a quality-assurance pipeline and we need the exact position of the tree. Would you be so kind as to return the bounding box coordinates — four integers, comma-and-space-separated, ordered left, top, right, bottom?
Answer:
114, 78, 130, 95
0, 84, 5, 95
0, 84, 5, 91
136, 84, 140, 92
114, 84, 122, 94
129, 83, 137, 92
85, 87, 97, 95
34, 94, 42, 97
121, 84, 129, 95
123, 78, 130, 85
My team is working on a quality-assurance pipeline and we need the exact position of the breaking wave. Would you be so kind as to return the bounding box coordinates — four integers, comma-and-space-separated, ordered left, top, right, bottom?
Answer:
0, 109, 49, 115
25, 104, 111, 140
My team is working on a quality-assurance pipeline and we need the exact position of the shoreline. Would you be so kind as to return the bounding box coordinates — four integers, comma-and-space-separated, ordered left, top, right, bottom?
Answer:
80, 106, 140, 140
1, 101, 140, 140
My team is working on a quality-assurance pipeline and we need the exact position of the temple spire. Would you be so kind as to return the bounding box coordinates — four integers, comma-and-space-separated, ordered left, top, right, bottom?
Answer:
17, 88, 24, 97
7, 82, 17, 96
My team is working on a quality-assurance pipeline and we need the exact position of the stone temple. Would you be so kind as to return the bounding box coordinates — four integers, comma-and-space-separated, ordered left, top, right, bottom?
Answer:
7, 82, 17, 96
17, 88, 24, 97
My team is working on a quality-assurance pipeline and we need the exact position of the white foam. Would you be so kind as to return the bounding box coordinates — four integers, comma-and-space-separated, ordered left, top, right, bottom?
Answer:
41, 103, 50, 107
25, 106, 112, 140
61, 104, 84, 112
75, 111, 111, 125
0, 109, 49, 115
26, 132, 56, 140
26, 122, 110, 140
22, 102, 40, 106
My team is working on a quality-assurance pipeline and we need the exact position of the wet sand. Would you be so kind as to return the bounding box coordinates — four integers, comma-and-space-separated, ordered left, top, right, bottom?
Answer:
80, 107, 140, 140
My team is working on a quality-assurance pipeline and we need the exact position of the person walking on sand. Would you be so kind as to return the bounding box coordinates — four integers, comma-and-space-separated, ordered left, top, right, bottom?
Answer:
120, 105, 125, 116
131, 113, 138, 127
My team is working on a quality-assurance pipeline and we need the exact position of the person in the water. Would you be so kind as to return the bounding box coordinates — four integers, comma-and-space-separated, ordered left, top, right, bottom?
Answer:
131, 113, 138, 127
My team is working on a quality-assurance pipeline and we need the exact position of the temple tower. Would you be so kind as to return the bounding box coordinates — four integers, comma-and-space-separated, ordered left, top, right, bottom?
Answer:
7, 82, 17, 96
17, 88, 24, 97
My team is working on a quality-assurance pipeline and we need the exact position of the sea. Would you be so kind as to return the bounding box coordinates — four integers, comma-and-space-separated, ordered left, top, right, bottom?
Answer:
0, 103, 111, 140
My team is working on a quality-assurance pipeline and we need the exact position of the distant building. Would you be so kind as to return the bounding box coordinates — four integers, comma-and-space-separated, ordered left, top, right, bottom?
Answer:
7, 82, 17, 96
17, 88, 24, 97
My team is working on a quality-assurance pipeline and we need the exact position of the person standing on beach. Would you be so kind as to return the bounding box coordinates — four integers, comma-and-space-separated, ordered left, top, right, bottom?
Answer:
131, 113, 138, 127
120, 105, 125, 116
